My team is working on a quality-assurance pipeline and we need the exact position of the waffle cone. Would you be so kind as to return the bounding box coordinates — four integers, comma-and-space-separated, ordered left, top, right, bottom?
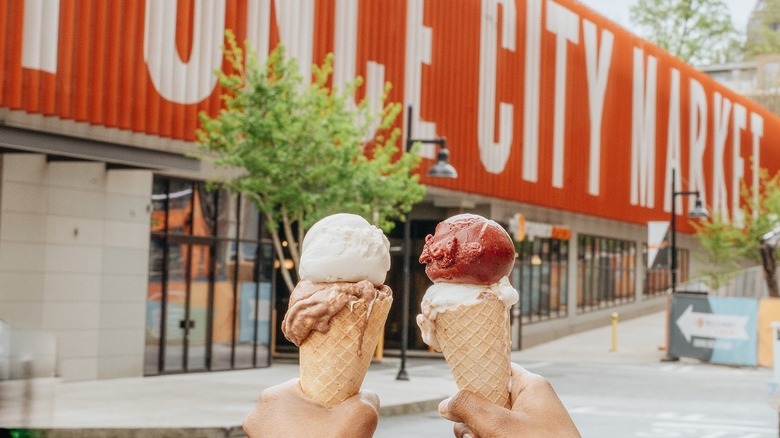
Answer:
435, 299, 512, 408
299, 296, 392, 407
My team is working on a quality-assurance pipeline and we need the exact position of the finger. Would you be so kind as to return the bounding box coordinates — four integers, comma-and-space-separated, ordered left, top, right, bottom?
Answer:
334, 391, 380, 437
260, 378, 302, 402
440, 390, 513, 437
358, 389, 380, 413
453, 422, 479, 438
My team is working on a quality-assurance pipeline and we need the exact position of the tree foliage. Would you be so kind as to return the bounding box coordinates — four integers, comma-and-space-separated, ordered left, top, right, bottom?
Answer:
629, 0, 743, 65
693, 166, 780, 294
196, 32, 425, 291
746, 0, 780, 58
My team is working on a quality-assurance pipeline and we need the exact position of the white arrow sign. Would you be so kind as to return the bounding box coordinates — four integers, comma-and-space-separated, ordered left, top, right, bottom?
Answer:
676, 305, 749, 343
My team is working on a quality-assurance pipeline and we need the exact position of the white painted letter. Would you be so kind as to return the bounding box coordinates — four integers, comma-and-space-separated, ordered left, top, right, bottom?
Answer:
751, 113, 764, 217
712, 92, 731, 221
732, 103, 746, 227
665, 69, 681, 215
689, 78, 708, 212
22, 0, 61, 73
630, 49, 657, 208
478, 0, 516, 173
144, 0, 226, 104
334, 0, 386, 139
405, 0, 438, 159
274, 0, 315, 81
523, 0, 543, 182
546, 0, 579, 189
583, 20, 613, 196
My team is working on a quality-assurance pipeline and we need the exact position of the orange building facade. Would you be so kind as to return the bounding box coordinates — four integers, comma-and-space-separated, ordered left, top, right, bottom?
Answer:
1, 0, 777, 380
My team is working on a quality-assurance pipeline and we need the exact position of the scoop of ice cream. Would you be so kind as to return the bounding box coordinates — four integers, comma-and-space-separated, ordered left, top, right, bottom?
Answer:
299, 213, 391, 286
282, 279, 392, 346
419, 213, 515, 284
415, 276, 519, 352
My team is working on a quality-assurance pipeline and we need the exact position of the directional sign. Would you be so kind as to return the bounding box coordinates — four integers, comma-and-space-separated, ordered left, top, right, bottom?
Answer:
675, 305, 749, 342
669, 294, 758, 366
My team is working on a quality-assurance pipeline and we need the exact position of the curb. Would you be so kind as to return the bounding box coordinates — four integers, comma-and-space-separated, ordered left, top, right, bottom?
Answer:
6, 399, 444, 438
2, 427, 246, 438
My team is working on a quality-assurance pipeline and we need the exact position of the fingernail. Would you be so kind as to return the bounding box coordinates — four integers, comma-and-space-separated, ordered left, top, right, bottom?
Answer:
463, 434, 473, 438
438, 396, 451, 414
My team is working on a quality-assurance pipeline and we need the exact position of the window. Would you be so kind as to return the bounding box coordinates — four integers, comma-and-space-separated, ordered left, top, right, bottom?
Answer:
514, 238, 568, 323
145, 177, 273, 375
577, 235, 636, 312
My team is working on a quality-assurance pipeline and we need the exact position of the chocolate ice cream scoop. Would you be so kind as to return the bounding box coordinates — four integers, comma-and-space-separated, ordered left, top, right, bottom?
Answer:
419, 213, 515, 284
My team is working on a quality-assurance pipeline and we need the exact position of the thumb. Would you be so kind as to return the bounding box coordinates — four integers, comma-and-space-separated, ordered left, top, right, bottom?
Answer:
439, 390, 513, 436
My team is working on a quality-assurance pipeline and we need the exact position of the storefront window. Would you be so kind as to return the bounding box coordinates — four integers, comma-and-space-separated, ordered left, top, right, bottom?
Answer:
514, 238, 568, 323
145, 177, 272, 375
577, 235, 636, 312
642, 244, 689, 297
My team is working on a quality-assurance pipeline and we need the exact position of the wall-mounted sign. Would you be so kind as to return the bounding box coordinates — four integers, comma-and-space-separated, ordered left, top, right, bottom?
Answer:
510, 213, 571, 241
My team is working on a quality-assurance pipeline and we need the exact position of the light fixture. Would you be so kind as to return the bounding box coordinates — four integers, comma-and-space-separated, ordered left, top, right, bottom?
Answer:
426, 145, 457, 178
669, 168, 709, 295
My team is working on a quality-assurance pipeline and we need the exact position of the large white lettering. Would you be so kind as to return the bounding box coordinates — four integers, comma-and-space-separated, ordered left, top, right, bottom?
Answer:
477, 0, 516, 174
334, 0, 385, 139
22, 0, 60, 73
664, 69, 681, 214
522, 0, 543, 182
583, 20, 613, 196
144, 0, 226, 104
712, 92, 731, 221
245, 0, 271, 63
751, 113, 764, 217
546, 0, 579, 189
275, 0, 314, 81
630, 49, 657, 208
732, 103, 746, 227
405, 0, 438, 159
689, 78, 708, 212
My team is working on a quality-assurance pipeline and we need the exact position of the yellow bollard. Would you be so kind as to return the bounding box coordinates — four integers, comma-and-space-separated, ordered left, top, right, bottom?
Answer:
611, 312, 619, 352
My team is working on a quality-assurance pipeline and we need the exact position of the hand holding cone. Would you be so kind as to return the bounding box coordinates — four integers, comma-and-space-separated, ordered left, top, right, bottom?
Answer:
281, 214, 393, 407
416, 214, 518, 408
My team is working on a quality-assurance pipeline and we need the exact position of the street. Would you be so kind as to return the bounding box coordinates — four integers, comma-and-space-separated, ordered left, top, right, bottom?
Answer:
375, 359, 778, 438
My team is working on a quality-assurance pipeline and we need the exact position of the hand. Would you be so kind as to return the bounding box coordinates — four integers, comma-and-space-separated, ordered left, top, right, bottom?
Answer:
243, 378, 380, 438
438, 363, 581, 438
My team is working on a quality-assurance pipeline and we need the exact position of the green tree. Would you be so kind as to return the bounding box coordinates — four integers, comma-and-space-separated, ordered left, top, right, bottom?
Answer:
629, 0, 743, 65
196, 32, 425, 291
746, 0, 780, 57
693, 167, 780, 296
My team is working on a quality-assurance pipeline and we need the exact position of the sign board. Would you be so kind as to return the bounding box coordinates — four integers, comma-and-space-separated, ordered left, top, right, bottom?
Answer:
510, 213, 570, 241
669, 294, 758, 366
647, 221, 670, 269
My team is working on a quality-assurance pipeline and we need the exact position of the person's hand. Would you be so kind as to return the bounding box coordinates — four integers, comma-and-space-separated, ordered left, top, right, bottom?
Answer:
438, 363, 581, 438
243, 378, 380, 438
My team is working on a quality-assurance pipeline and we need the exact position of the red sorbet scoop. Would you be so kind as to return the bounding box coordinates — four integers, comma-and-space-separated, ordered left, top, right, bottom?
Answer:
419, 213, 516, 284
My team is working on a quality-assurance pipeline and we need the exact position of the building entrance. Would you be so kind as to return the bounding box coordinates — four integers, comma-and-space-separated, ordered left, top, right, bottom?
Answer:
145, 177, 272, 375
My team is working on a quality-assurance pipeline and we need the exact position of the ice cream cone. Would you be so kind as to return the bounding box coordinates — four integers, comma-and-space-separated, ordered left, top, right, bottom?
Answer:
435, 298, 512, 408
298, 295, 393, 407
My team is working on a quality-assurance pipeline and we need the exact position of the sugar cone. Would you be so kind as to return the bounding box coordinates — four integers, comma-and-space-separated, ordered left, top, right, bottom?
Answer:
435, 299, 512, 408
299, 296, 392, 407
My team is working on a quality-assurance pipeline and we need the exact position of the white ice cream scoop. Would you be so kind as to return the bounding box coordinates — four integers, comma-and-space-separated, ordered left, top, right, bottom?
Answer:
299, 213, 391, 285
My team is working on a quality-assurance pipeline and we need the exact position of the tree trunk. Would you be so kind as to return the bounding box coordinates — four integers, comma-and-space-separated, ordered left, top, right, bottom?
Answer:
760, 243, 780, 298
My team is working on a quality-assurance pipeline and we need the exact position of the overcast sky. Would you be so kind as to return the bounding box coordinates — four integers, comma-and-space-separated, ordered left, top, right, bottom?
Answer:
576, 0, 757, 36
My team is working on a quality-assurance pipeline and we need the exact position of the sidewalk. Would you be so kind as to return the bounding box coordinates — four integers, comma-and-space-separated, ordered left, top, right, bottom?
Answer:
0, 311, 669, 437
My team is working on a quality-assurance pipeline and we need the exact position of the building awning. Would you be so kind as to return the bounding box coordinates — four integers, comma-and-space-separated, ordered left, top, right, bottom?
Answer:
0, 126, 200, 171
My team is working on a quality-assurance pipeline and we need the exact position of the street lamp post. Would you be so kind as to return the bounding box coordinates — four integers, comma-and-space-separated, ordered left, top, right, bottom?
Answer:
669, 168, 709, 294
397, 105, 457, 381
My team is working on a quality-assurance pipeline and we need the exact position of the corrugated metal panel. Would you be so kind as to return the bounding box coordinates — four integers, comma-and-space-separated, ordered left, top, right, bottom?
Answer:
1, 0, 779, 230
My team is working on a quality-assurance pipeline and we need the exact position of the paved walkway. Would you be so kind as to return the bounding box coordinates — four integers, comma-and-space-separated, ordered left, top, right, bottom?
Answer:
0, 311, 674, 437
